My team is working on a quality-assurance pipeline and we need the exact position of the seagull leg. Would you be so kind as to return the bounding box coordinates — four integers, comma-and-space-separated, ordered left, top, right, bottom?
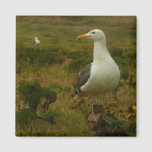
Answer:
103, 94, 106, 104
112, 88, 117, 101
91, 99, 94, 114
88, 98, 100, 122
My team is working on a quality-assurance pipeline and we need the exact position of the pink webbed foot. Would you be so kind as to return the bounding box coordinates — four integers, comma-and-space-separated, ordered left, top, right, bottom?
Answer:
88, 113, 101, 122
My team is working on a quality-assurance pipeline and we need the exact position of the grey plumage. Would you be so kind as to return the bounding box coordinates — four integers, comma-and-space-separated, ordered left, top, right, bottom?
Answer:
74, 63, 92, 96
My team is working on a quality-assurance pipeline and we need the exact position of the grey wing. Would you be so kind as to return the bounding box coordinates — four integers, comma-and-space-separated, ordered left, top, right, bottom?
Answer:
76, 63, 92, 92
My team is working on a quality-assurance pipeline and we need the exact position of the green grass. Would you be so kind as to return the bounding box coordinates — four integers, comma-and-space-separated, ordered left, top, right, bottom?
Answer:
16, 16, 136, 136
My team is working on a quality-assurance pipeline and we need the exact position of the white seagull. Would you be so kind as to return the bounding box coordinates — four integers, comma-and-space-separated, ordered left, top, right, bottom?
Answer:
74, 29, 120, 122
33, 37, 40, 46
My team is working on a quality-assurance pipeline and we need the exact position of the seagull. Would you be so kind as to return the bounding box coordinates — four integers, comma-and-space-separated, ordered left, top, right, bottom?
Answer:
73, 29, 120, 122
33, 37, 40, 46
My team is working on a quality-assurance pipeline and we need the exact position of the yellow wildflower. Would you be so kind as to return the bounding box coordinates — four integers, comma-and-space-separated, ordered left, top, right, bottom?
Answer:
132, 113, 136, 117
71, 97, 77, 103
127, 113, 131, 118
132, 105, 136, 112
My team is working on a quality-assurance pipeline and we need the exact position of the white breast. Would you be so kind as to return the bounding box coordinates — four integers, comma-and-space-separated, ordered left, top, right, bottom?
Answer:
81, 57, 120, 95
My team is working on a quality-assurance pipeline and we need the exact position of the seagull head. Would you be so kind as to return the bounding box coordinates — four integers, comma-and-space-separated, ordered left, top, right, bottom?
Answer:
76, 29, 106, 42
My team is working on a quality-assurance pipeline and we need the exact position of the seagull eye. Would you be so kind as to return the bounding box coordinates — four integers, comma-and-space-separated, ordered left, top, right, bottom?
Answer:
92, 32, 95, 34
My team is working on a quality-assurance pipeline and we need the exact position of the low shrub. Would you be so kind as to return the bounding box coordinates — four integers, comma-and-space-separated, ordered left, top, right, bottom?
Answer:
39, 50, 56, 65
113, 56, 128, 67
42, 111, 59, 124
126, 51, 136, 59
18, 81, 43, 110
26, 48, 41, 63
111, 48, 123, 57
16, 46, 68, 66
16, 108, 37, 128
131, 81, 136, 88
42, 87, 57, 110
16, 47, 40, 63
38, 47, 66, 65
67, 57, 92, 71
121, 68, 129, 81
42, 87, 57, 102
94, 109, 128, 136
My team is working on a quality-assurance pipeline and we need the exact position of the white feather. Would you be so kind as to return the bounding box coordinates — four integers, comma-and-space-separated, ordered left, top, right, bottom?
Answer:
80, 29, 120, 95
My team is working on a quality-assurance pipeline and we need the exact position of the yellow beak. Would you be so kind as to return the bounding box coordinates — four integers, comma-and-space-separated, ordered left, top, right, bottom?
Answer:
76, 35, 88, 40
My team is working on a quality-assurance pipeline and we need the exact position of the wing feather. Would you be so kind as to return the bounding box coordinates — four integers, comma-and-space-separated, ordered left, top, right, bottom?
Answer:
76, 63, 92, 92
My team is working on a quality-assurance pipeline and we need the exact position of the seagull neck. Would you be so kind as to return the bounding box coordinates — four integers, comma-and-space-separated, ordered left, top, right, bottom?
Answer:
93, 40, 109, 63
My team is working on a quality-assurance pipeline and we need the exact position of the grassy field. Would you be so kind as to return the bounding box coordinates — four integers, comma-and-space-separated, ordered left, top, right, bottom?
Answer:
16, 16, 136, 136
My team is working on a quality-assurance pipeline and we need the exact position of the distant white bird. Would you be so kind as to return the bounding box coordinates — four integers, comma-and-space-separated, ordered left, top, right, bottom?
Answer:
73, 29, 120, 122
33, 37, 40, 46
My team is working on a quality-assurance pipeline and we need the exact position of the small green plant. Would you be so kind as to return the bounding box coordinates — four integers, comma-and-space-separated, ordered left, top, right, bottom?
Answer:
67, 59, 82, 71
78, 102, 91, 119
92, 104, 137, 136
42, 87, 57, 110
132, 81, 136, 88
38, 48, 65, 65
16, 108, 37, 128
39, 50, 56, 65
109, 119, 128, 135
121, 68, 129, 81
16, 61, 24, 74
26, 48, 41, 63
17, 47, 41, 63
111, 48, 123, 57
17, 81, 58, 132
42, 111, 59, 124
69, 51, 81, 59
16, 46, 67, 66
126, 51, 136, 59
66, 48, 92, 71
19, 81, 43, 110
63, 87, 71, 92
67, 57, 92, 71
113, 56, 128, 67
94, 111, 128, 136
128, 117, 136, 136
